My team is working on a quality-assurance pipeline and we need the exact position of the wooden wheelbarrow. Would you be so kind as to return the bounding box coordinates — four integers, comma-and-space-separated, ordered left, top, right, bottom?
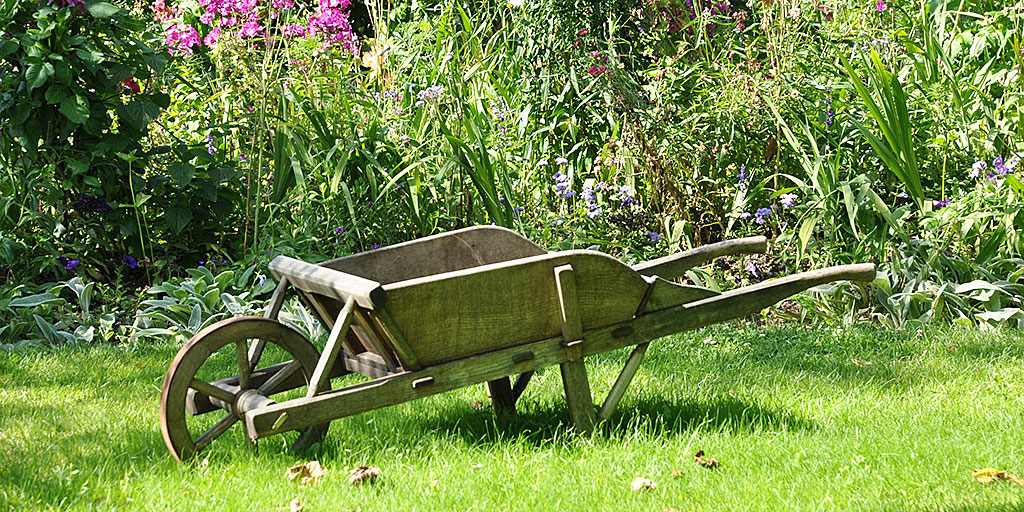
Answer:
159, 226, 875, 462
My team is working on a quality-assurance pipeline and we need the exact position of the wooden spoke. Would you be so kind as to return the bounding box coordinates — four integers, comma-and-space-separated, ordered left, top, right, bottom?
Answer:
236, 339, 252, 389
160, 317, 332, 463
194, 413, 237, 450
189, 378, 236, 404
258, 360, 302, 396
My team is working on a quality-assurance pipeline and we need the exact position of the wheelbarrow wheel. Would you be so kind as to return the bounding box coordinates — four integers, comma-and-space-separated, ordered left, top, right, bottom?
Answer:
159, 316, 330, 462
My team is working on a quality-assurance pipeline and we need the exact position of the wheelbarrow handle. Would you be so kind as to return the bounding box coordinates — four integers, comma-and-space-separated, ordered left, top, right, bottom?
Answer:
640, 263, 877, 340
632, 236, 768, 279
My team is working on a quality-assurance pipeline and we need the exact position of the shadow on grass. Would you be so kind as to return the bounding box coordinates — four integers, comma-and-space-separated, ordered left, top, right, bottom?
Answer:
403, 394, 814, 448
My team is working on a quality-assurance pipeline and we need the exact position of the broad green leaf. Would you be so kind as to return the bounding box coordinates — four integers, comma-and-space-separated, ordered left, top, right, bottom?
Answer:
9, 293, 63, 308
25, 62, 51, 89
122, 100, 160, 128
86, 2, 121, 17
165, 206, 192, 233
59, 94, 89, 124
44, 83, 67, 104
167, 162, 196, 186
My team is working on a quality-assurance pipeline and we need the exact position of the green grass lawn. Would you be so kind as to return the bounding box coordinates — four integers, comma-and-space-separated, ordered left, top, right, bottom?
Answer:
2, 325, 1023, 511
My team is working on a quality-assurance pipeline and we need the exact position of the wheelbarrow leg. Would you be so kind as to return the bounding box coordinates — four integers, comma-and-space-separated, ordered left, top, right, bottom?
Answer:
597, 342, 649, 421
485, 378, 515, 412
555, 265, 597, 433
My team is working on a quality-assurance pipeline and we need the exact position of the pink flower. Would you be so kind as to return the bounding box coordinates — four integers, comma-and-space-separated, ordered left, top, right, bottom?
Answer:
240, 21, 262, 37
876, 0, 887, 11
282, 23, 306, 37
165, 23, 200, 55
587, 65, 606, 76
204, 26, 221, 46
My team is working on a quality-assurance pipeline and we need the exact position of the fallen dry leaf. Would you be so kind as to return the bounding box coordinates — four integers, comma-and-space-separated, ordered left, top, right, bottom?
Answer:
973, 468, 1024, 485
630, 477, 657, 491
286, 461, 326, 486
851, 358, 872, 367
348, 465, 381, 486
670, 469, 682, 477
694, 450, 720, 469
470, 401, 484, 410
289, 498, 303, 512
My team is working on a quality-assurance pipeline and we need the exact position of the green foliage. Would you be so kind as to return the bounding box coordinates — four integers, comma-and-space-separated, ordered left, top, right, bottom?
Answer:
131, 264, 273, 343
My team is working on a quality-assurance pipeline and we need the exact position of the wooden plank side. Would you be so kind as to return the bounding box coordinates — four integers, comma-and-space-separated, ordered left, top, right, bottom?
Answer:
383, 251, 647, 367
640, 277, 720, 314
632, 236, 767, 279
321, 226, 546, 285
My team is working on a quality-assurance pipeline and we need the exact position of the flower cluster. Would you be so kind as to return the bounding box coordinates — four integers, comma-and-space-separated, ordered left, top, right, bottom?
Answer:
971, 154, 1021, 179
552, 170, 575, 199
73, 194, 112, 216
159, 0, 357, 55
416, 85, 446, 107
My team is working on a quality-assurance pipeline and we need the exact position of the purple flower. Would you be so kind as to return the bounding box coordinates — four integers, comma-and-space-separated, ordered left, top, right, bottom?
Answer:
646, 231, 664, 242
57, 257, 80, 270
994, 156, 1007, 175
555, 157, 569, 166
739, 212, 752, 219
257, 274, 266, 287
779, 193, 798, 208
371, 243, 380, 249
586, 205, 602, 218
737, 165, 748, 188
417, 85, 446, 104
581, 185, 595, 202
745, 261, 762, 279
122, 255, 138, 269
970, 160, 986, 178
754, 207, 772, 225
538, 159, 549, 166
48, 0, 85, 8
335, 226, 345, 233
934, 199, 951, 209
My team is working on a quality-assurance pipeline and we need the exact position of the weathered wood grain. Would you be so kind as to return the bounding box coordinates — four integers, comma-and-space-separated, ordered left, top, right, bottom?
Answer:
640, 277, 720, 313
308, 297, 355, 397
632, 236, 767, 279
244, 263, 875, 439
597, 342, 649, 421
383, 251, 647, 367
321, 226, 546, 285
269, 256, 387, 309
555, 265, 597, 432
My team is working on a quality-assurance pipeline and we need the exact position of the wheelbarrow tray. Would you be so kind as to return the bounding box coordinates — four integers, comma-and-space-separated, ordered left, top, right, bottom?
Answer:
160, 226, 875, 462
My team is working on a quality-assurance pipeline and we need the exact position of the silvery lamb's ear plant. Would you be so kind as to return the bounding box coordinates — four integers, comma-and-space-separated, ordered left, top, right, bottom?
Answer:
0, 277, 117, 348
131, 264, 274, 343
